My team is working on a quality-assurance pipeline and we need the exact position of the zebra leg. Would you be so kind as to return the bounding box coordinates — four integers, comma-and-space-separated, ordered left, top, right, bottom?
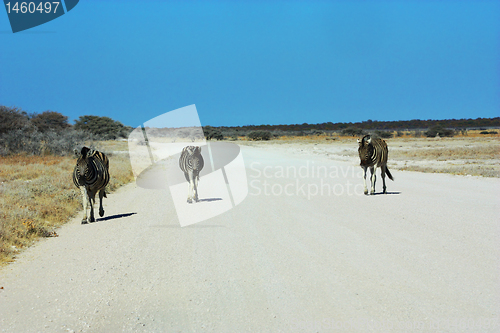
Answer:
88, 193, 96, 223
370, 166, 376, 195
80, 186, 88, 224
187, 172, 193, 203
381, 165, 387, 194
99, 189, 106, 217
193, 175, 199, 202
362, 166, 368, 195
187, 181, 192, 203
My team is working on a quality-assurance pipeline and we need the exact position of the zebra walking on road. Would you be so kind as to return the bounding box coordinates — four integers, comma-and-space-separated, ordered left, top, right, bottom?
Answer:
179, 146, 204, 203
357, 135, 394, 195
73, 147, 110, 223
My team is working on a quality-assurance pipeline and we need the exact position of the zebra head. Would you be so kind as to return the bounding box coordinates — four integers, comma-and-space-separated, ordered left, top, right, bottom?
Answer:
74, 147, 93, 183
184, 146, 201, 156
357, 135, 374, 165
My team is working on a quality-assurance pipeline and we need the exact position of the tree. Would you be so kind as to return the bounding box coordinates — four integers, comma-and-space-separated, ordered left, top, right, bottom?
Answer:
341, 127, 364, 137
424, 126, 455, 138
30, 111, 70, 133
247, 130, 272, 141
74, 115, 129, 140
0, 105, 31, 135
203, 126, 223, 140
374, 130, 393, 139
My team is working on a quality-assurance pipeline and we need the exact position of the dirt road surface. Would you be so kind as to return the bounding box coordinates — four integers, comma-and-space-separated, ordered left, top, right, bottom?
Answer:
1, 145, 499, 332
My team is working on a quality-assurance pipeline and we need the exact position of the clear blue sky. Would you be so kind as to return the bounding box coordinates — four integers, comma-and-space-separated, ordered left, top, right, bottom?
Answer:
1, 0, 499, 127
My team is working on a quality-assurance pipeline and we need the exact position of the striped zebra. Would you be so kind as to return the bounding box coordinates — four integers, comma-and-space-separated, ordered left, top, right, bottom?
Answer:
357, 135, 394, 195
179, 146, 204, 203
73, 147, 110, 223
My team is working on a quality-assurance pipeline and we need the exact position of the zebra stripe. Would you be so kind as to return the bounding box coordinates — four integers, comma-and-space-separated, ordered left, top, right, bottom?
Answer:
179, 146, 204, 203
357, 135, 394, 195
73, 147, 110, 223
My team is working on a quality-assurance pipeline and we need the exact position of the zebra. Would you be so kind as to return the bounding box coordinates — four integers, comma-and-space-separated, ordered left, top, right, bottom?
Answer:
357, 135, 394, 195
73, 147, 110, 223
179, 146, 204, 203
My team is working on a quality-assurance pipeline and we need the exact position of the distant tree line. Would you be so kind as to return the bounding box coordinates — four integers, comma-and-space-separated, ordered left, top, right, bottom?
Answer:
206, 117, 500, 140
0, 105, 133, 156
213, 117, 500, 133
2, 104, 498, 152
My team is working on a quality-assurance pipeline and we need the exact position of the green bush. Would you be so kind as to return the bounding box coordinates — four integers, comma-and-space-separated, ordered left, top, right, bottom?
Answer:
30, 111, 70, 133
342, 127, 364, 137
74, 115, 131, 140
247, 130, 272, 141
203, 126, 223, 140
0, 105, 31, 135
308, 129, 324, 136
374, 130, 393, 139
424, 126, 455, 138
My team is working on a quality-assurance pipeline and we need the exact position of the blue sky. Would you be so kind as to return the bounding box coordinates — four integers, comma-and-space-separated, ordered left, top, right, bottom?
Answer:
1, 0, 499, 127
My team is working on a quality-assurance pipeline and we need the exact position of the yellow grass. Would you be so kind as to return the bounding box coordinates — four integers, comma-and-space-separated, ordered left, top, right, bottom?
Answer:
235, 132, 500, 178
0, 145, 134, 266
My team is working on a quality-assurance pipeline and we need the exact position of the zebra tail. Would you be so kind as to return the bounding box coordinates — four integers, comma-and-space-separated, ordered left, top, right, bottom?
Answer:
386, 167, 394, 181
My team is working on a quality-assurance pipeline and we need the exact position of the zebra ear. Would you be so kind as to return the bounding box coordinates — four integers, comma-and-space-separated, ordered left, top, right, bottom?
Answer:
74, 148, 80, 158
357, 138, 362, 146
366, 137, 372, 145
81, 147, 90, 155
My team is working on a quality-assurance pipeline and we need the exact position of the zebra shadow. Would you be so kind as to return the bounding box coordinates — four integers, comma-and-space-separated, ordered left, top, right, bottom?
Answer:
95, 212, 137, 222
370, 191, 401, 196
151, 224, 226, 228
197, 198, 223, 203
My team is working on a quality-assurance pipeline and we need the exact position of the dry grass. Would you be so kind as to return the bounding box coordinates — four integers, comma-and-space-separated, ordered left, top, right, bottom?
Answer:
236, 133, 500, 178
0, 144, 134, 266
380, 136, 499, 177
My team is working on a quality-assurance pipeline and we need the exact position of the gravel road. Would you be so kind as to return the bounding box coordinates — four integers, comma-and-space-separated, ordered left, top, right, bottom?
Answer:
1, 145, 499, 332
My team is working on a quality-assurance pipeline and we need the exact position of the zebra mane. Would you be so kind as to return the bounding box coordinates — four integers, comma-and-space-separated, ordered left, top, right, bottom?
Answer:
183, 146, 201, 155
81, 147, 90, 157
358, 135, 371, 146
74, 146, 94, 159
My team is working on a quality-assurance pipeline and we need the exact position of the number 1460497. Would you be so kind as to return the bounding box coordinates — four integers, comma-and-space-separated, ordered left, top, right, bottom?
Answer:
5, 2, 61, 14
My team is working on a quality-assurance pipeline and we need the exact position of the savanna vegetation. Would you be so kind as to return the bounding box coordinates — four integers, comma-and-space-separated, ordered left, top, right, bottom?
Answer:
0, 105, 133, 265
1, 104, 499, 264
202, 117, 499, 141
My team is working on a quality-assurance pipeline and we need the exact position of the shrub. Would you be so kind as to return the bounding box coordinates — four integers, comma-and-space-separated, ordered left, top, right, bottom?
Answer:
0, 127, 90, 156
247, 130, 272, 141
413, 130, 423, 138
425, 126, 455, 138
480, 130, 498, 135
74, 115, 130, 140
0, 105, 32, 135
308, 129, 324, 136
30, 111, 70, 133
374, 130, 393, 139
203, 126, 223, 140
341, 127, 365, 137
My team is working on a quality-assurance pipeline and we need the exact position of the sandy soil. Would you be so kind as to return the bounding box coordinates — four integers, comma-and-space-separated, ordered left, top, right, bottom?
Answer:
1, 144, 499, 332
239, 136, 500, 177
